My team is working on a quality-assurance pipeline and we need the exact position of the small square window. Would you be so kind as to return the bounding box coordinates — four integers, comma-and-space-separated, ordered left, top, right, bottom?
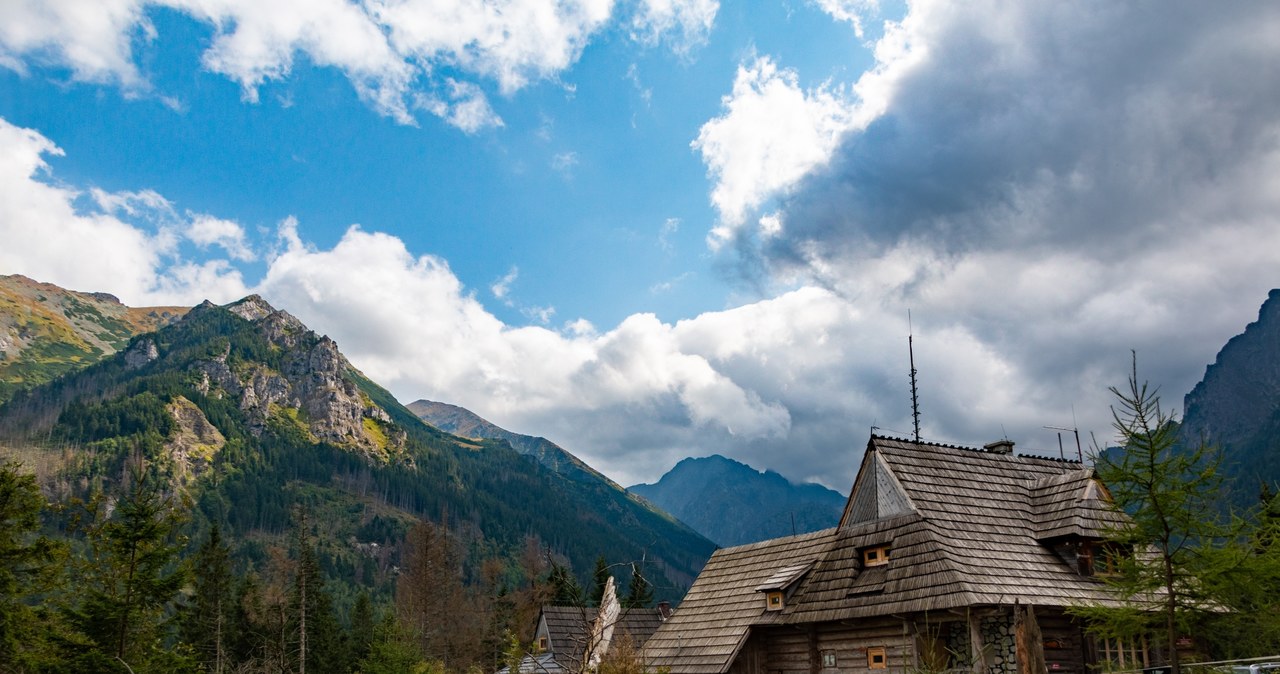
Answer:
868, 646, 887, 669
537, 636, 548, 651
766, 591, 784, 610
822, 651, 837, 668
863, 545, 891, 567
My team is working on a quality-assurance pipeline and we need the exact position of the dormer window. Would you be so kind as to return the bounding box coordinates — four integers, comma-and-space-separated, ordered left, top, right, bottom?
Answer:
863, 545, 891, 567
755, 561, 815, 612
1078, 540, 1127, 577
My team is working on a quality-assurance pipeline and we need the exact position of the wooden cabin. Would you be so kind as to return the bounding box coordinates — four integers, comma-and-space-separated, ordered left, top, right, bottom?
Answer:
644, 435, 1141, 674
501, 603, 666, 673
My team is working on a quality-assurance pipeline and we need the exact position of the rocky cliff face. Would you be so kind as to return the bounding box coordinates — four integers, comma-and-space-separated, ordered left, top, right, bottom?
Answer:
188, 296, 404, 461
1180, 289, 1280, 503
1182, 289, 1280, 448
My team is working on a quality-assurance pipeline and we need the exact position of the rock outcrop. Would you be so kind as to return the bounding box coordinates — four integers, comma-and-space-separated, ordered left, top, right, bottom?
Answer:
189, 296, 406, 461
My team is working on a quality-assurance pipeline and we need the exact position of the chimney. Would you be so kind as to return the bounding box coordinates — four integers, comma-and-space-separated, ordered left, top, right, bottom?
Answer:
984, 439, 1015, 455
658, 601, 673, 620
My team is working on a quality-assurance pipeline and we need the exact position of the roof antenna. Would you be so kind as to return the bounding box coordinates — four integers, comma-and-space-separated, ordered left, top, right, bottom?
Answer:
908, 311, 921, 443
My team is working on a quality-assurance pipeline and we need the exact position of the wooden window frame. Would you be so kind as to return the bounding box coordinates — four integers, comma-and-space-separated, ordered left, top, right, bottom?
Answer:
765, 591, 784, 611
1100, 636, 1148, 670
863, 545, 891, 567
868, 646, 888, 669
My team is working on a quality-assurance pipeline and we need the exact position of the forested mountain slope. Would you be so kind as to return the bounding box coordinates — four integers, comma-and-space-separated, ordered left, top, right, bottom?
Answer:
0, 295, 716, 600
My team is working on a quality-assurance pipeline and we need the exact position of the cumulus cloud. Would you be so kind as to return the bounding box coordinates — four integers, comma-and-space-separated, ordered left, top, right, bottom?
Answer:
0, 116, 249, 305
0, 0, 151, 87
693, 56, 857, 247
697, 0, 1280, 467
0, 0, 711, 129
188, 214, 256, 261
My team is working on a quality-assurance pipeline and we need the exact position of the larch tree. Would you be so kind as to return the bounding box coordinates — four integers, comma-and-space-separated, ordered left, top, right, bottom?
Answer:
1082, 356, 1239, 674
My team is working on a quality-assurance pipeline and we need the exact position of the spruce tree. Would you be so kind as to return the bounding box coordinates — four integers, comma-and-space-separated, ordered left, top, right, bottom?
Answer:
590, 555, 610, 607
69, 468, 188, 671
181, 524, 235, 673
289, 510, 346, 674
546, 561, 583, 606
622, 562, 652, 609
0, 461, 61, 667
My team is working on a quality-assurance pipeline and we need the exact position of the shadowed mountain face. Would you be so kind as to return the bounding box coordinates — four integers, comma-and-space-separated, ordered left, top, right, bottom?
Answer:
0, 289, 716, 599
629, 454, 847, 547
1181, 289, 1280, 505
0, 274, 187, 403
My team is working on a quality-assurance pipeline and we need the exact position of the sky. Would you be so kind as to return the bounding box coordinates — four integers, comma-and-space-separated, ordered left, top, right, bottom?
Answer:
2, 0, 1279, 491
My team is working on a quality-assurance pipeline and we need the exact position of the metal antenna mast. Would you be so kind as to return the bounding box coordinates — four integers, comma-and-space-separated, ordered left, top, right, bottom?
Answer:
909, 311, 921, 443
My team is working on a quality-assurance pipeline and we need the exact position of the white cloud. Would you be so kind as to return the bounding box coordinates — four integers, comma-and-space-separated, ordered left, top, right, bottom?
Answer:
693, 56, 857, 247
812, 0, 877, 37
188, 214, 256, 261
550, 151, 579, 174
0, 0, 151, 87
630, 0, 718, 55
0, 0, 717, 127
369, 0, 613, 96
417, 78, 505, 133
491, 266, 518, 302
0, 116, 249, 305
658, 216, 679, 253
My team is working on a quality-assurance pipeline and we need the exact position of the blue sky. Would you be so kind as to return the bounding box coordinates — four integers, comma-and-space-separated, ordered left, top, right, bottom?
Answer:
2, 1, 1279, 489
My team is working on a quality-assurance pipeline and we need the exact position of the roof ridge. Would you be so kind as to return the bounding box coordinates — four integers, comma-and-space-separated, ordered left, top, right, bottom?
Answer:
872, 433, 1085, 464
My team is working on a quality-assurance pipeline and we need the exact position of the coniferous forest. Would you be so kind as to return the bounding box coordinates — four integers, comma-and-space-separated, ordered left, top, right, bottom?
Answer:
0, 299, 714, 673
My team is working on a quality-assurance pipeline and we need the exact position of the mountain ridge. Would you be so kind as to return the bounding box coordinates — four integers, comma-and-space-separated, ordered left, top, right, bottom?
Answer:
629, 453, 846, 547
1180, 288, 1280, 504
0, 288, 716, 599
0, 273, 187, 403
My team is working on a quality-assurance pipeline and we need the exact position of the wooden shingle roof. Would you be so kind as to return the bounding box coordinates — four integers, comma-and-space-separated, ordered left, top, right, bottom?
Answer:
648, 435, 1130, 672
539, 604, 666, 671
643, 527, 838, 673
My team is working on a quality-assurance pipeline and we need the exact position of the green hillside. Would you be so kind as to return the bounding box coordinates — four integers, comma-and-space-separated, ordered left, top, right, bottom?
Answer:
0, 295, 715, 608
0, 274, 186, 403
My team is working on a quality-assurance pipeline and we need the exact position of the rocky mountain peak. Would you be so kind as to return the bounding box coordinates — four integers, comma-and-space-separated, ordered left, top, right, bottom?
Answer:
227, 294, 277, 322
186, 297, 405, 462
1181, 289, 1280, 448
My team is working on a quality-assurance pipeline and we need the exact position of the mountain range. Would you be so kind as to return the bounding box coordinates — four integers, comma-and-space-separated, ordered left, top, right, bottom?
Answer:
3, 274, 1279, 602
628, 454, 846, 546
0, 284, 715, 604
